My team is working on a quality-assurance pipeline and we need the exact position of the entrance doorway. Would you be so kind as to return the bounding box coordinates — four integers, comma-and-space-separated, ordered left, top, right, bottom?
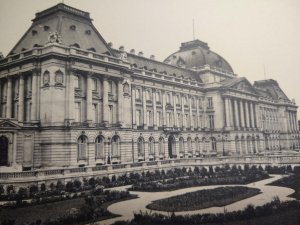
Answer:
168, 135, 176, 158
0, 136, 9, 166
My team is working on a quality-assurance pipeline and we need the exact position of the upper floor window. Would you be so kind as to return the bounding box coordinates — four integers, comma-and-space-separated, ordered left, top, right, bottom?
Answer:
166, 93, 171, 104
209, 115, 214, 129
92, 78, 97, 91
146, 89, 151, 101
78, 135, 88, 160
55, 70, 63, 86
207, 97, 213, 108
136, 88, 141, 99
156, 92, 161, 102
176, 95, 180, 105
43, 70, 50, 86
108, 81, 113, 93
74, 75, 79, 88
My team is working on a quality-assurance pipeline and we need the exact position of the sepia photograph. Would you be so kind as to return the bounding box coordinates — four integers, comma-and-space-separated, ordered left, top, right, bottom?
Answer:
0, 0, 300, 224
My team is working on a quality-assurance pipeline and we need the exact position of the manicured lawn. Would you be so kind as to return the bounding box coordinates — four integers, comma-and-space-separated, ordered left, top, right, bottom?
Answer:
269, 174, 300, 200
147, 186, 261, 212
0, 198, 85, 224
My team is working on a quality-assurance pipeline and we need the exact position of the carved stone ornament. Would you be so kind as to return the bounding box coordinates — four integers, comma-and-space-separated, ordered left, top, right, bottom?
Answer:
47, 31, 63, 44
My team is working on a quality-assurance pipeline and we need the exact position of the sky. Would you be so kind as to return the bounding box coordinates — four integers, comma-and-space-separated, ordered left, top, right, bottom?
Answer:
0, 0, 300, 115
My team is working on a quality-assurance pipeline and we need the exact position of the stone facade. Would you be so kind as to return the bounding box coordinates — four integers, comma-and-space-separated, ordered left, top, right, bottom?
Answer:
0, 3, 299, 172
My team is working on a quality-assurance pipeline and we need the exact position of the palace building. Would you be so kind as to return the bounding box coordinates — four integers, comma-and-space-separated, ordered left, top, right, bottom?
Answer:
0, 3, 299, 172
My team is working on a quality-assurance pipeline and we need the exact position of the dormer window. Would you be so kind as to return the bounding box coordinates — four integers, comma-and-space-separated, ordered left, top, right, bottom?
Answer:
70, 25, 76, 31
21, 48, 27, 52
32, 30, 38, 36
87, 47, 96, 52
70, 43, 80, 48
33, 44, 43, 48
43, 25, 50, 31
85, 30, 91, 35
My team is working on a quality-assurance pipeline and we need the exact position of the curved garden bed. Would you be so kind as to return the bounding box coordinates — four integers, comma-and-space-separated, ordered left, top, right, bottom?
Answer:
146, 186, 261, 212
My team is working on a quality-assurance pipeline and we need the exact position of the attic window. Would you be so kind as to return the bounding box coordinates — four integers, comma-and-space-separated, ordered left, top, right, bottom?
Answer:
33, 44, 43, 48
21, 48, 27, 52
43, 25, 50, 31
87, 47, 96, 52
192, 51, 196, 55
70, 43, 80, 48
32, 30, 38, 36
85, 30, 91, 35
172, 55, 177, 59
70, 25, 76, 31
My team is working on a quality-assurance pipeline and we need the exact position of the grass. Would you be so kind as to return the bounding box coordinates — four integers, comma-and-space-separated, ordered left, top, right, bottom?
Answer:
268, 174, 300, 200
0, 194, 138, 225
0, 198, 85, 225
147, 186, 261, 212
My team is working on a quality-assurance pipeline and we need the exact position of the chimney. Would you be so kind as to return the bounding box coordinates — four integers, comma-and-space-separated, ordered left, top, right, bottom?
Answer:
130, 49, 135, 54
150, 54, 155, 60
119, 46, 125, 51
138, 51, 144, 57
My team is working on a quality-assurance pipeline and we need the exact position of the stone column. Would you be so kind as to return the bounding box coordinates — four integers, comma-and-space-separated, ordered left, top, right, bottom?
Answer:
31, 70, 38, 121
68, 69, 75, 120
6, 77, 12, 118
249, 102, 255, 128
142, 88, 147, 129
189, 96, 193, 130
18, 74, 24, 122
162, 91, 166, 127
240, 100, 245, 128
153, 89, 157, 130
225, 98, 231, 127
173, 93, 177, 127
244, 102, 250, 128
196, 98, 200, 129
181, 95, 185, 129
132, 87, 136, 128
255, 104, 260, 129
102, 77, 109, 125
118, 80, 123, 126
234, 99, 239, 128
86, 74, 93, 122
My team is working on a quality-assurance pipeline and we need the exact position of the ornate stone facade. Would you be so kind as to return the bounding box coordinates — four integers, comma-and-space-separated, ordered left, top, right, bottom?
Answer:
0, 3, 299, 171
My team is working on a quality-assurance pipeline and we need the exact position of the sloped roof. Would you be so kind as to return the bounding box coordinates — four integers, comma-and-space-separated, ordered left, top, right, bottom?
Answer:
112, 49, 200, 81
254, 79, 290, 101
164, 39, 234, 73
8, 3, 112, 56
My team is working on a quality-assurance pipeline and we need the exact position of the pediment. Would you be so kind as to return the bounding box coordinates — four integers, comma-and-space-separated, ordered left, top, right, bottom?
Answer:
229, 79, 258, 95
0, 120, 21, 129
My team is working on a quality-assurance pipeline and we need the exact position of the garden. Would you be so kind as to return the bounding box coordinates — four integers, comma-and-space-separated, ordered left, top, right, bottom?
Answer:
146, 186, 261, 211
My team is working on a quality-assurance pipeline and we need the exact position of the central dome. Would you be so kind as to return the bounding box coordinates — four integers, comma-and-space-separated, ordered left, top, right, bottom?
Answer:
164, 39, 233, 73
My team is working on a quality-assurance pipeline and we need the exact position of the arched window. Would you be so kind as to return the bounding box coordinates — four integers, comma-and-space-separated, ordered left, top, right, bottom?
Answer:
148, 137, 155, 157
156, 92, 161, 102
235, 136, 240, 155
78, 135, 88, 160
256, 136, 261, 152
111, 136, 120, 157
211, 137, 217, 153
0, 136, 9, 166
92, 78, 97, 91
195, 137, 200, 156
247, 136, 251, 154
138, 137, 144, 158
252, 136, 256, 153
187, 137, 192, 154
146, 89, 151, 101
159, 137, 164, 156
43, 70, 50, 86
74, 75, 79, 89
95, 136, 104, 159
241, 136, 246, 154
179, 137, 184, 154
202, 137, 207, 153
55, 70, 63, 85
